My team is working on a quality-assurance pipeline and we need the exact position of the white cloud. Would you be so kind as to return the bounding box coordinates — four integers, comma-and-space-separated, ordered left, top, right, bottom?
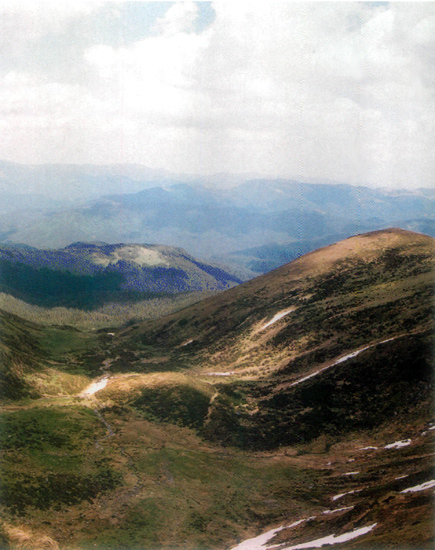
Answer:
153, 1, 198, 36
0, 1, 105, 52
0, 1, 433, 188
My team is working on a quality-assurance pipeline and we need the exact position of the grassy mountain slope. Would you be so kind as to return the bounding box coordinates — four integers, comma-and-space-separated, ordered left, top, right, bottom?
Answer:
0, 289, 219, 331
0, 229, 433, 550
117, 228, 433, 372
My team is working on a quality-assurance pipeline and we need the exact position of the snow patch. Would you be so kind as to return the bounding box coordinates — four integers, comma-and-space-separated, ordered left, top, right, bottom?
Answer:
289, 365, 331, 387
230, 520, 306, 550
205, 372, 235, 376
80, 376, 109, 397
231, 519, 320, 550
279, 523, 377, 549
384, 439, 412, 449
400, 480, 435, 494
268, 519, 317, 550
342, 471, 360, 476
332, 336, 395, 366
260, 308, 295, 331
322, 506, 354, 515
231, 514, 375, 550
230, 525, 287, 550
289, 337, 397, 388
332, 489, 361, 501
395, 475, 408, 480
181, 339, 194, 346
358, 446, 378, 451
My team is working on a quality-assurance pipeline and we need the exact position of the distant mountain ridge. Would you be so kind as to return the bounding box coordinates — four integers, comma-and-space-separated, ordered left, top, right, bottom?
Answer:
1, 161, 434, 274
0, 242, 242, 309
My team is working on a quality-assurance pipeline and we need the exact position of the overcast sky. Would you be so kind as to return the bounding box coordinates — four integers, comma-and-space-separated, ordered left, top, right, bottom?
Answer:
0, 1, 434, 189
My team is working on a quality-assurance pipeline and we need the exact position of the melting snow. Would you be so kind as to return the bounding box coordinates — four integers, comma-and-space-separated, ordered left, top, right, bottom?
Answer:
181, 339, 194, 346
231, 513, 374, 550
322, 506, 354, 515
279, 523, 377, 550
358, 446, 378, 451
230, 520, 306, 550
400, 480, 435, 494
289, 366, 331, 387
332, 489, 361, 501
260, 309, 294, 331
333, 347, 370, 365
205, 372, 235, 376
395, 475, 408, 480
289, 337, 397, 388
80, 376, 109, 397
230, 525, 287, 550
384, 439, 412, 449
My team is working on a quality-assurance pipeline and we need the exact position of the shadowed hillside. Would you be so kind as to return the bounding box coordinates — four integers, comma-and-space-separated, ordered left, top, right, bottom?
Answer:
0, 242, 242, 309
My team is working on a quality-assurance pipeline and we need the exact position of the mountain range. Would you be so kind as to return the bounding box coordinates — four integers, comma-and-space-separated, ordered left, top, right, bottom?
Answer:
1, 161, 434, 276
0, 228, 433, 550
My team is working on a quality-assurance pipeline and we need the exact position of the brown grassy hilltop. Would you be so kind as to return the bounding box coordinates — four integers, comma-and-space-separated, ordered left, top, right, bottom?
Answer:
0, 228, 434, 550
116, 228, 434, 374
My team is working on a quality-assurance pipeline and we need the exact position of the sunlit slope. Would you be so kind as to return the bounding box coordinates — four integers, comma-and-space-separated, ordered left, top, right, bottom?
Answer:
117, 228, 434, 374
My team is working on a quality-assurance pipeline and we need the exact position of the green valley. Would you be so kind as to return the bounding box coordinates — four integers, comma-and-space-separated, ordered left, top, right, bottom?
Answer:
0, 229, 434, 550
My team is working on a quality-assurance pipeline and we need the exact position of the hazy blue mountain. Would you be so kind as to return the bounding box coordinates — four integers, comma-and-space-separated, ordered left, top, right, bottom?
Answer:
1, 163, 434, 274
0, 160, 178, 202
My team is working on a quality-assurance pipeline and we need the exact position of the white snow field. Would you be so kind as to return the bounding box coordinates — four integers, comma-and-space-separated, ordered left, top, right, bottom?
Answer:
279, 523, 377, 550
230, 520, 307, 550
79, 375, 109, 397
230, 507, 376, 550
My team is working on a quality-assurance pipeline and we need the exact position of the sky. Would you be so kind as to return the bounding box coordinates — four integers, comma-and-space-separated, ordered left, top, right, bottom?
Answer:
0, 1, 434, 189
